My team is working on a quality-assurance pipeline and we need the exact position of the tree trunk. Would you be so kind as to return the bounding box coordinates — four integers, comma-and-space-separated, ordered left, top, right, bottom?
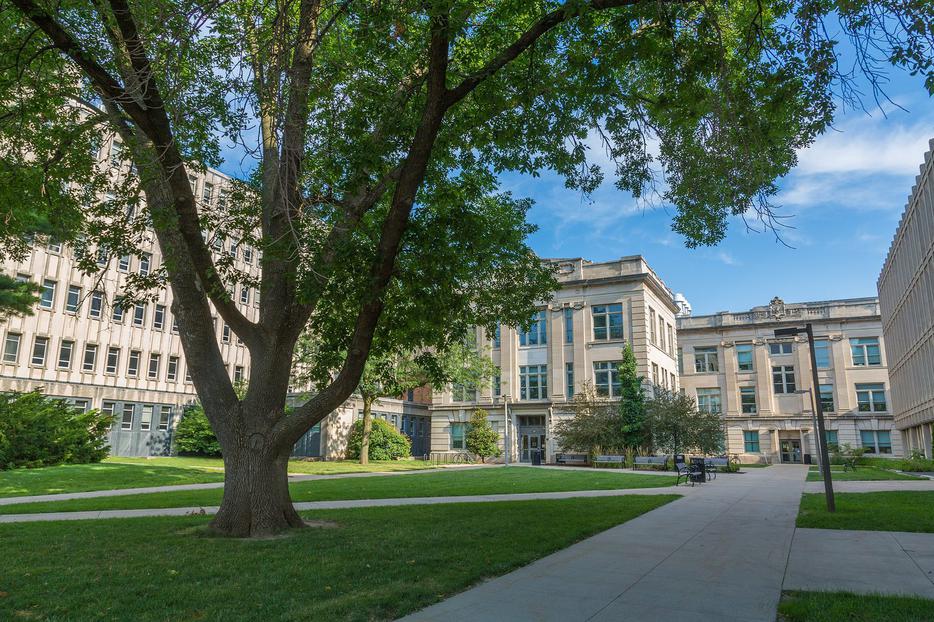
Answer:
208, 443, 304, 538
360, 398, 373, 466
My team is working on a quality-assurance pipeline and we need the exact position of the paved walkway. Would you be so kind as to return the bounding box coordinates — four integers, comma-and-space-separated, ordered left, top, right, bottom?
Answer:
803, 479, 934, 493
785, 528, 934, 597
399, 465, 809, 622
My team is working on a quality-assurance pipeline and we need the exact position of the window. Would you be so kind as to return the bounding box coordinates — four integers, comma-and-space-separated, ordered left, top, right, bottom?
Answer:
213, 236, 224, 252
234, 365, 245, 383
819, 384, 835, 412
118, 255, 130, 272
57, 340, 74, 369
651, 363, 659, 384
139, 253, 151, 276
82, 344, 98, 372
743, 431, 760, 453
566, 362, 574, 398
172, 317, 179, 333
101, 401, 116, 429
243, 246, 253, 264
519, 311, 547, 346
769, 341, 793, 355
105, 347, 120, 374
451, 381, 476, 402
167, 356, 179, 381
450, 423, 467, 449
228, 241, 238, 259
110, 140, 123, 167
3, 333, 21, 363
564, 308, 574, 343
148, 354, 161, 379
825, 430, 839, 448
96, 247, 109, 266
185, 366, 192, 382
240, 286, 250, 305
694, 346, 719, 373
658, 316, 665, 351
649, 308, 657, 344
814, 339, 831, 369
670, 371, 676, 390
851, 337, 881, 366
667, 324, 674, 356
493, 374, 501, 398
121, 404, 134, 430
153, 304, 165, 330
47, 238, 62, 253
696, 388, 722, 414
133, 303, 146, 326
677, 348, 683, 374
736, 344, 754, 372
158, 406, 172, 431
740, 387, 757, 414
592, 303, 623, 341
222, 324, 231, 343
856, 383, 887, 412
127, 350, 141, 377
31, 336, 49, 366
202, 182, 214, 204
218, 189, 228, 211
861, 430, 893, 454
140, 405, 153, 431
89, 291, 103, 318
39, 279, 56, 310
593, 361, 622, 397
519, 365, 548, 400
112, 303, 125, 322
772, 366, 796, 394
65, 285, 81, 313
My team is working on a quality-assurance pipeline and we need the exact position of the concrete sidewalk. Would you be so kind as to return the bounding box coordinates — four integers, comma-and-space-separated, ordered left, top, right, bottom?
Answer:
803, 479, 934, 493
399, 465, 809, 622
785, 528, 934, 597
0, 485, 691, 523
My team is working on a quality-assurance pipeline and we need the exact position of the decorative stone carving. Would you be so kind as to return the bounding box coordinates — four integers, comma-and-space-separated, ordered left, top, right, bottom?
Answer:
768, 296, 786, 319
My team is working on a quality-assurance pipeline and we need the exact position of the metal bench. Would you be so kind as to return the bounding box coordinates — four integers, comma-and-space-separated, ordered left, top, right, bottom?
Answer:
675, 461, 704, 486
704, 456, 730, 479
594, 455, 626, 468
555, 453, 589, 466
633, 456, 668, 471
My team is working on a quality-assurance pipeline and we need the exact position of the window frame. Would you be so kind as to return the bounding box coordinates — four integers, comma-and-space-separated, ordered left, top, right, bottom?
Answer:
57, 339, 74, 369
694, 346, 719, 373
740, 386, 757, 414
31, 336, 49, 366
127, 350, 141, 377
743, 431, 760, 453
593, 361, 622, 398
735, 343, 754, 372
772, 365, 796, 394
856, 383, 887, 413
696, 388, 722, 415
851, 337, 882, 366
82, 343, 98, 372
3, 332, 21, 364
519, 364, 548, 400
65, 284, 82, 313
519, 311, 547, 346
591, 303, 624, 341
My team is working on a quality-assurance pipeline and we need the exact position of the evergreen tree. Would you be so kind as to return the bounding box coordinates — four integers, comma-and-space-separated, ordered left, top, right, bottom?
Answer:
465, 409, 501, 463
617, 344, 647, 455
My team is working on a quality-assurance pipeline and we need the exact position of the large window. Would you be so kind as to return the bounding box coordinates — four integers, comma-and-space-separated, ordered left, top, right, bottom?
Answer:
82, 344, 98, 372
3, 333, 21, 363
696, 388, 722, 414
769, 341, 793, 355
57, 340, 74, 369
592, 303, 623, 341
772, 366, 796, 394
450, 422, 467, 449
851, 337, 881, 366
743, 431, 760, 453
566, 362, 574, 398
519, 311, 547, 346
564, 308, 574, 343
814, 339, 831, 369
856, 383, 887, 412
593, 361, 621, 397
31, 336, 49, 366
861, 430, 892, 454
736, 344, 754, 372
825, 430, 839, 449
694, 346, 719, 373
519, 365, 548, 400
740, 387, 757, 414
39, 279, 56, 310
819, 384, 835, 412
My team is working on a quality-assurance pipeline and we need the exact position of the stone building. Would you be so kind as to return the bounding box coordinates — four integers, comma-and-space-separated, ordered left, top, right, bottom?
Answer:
429, 256, 680, 463
878, 138, 934, 458
677, 297, 902, 463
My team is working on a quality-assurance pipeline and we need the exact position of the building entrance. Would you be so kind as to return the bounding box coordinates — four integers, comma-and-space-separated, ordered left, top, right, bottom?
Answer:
517, 415, 546, 463
780, 439, 802, 464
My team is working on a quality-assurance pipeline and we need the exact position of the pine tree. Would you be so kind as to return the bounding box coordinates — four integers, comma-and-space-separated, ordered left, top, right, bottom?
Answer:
465, 409, 501, 463
618, 344, 647, 455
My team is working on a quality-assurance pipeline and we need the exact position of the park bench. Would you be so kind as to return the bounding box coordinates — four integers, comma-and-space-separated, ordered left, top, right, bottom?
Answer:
704, 456, 730, 480
675, 461, 704, 486
594, 455, 626, 468
555, 453, 589, 466
633, 456, 668, 471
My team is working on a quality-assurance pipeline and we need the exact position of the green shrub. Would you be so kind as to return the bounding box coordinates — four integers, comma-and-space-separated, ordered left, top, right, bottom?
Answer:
347, 418, 410, 460
174, 404, 221, 456
465, 409, 501, 463
0, 390, 112, 470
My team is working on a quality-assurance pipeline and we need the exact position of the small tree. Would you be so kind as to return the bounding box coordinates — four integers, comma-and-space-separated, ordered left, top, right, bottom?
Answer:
646, 388, 724, 457
554, 383, 625, 455
617, 344, 647, 456
346, 419, 411, 461
174, 404, 221, 457
466, 409, 501, 463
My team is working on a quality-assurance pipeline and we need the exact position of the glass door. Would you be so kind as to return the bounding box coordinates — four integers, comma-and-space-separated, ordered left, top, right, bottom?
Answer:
780, 439, 802, 463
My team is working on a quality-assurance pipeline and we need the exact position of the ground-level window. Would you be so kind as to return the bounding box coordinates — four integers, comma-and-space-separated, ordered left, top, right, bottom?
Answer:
450, 422, 467, 449
856, 383, 887, 412
120, 404, 134, 430
825, 430, 838, 449
860, 430, 892, 454
696, 388, 722, 414
743, 431, 760, 453
740, 387, 757, 414
158, 406, 172, 431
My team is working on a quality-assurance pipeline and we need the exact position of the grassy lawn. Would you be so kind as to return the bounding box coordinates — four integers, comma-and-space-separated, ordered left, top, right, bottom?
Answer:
0, 466, 675, 514
806, 466, 925, 482
0, 495, 677, 621
797, 491, 934, 533
107, 456, 438, 475
0, 462, 225, 498
778, 591, 934, 621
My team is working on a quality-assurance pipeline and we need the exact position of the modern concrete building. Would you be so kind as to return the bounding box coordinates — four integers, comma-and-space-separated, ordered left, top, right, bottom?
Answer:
0, 136, 427, 459
878, 138, 934, 458
678, 297, 902, 463
429, 256, 680, 463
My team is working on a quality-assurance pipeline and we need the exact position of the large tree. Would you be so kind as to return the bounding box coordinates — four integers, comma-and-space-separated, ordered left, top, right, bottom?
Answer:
1, 0, 930, 536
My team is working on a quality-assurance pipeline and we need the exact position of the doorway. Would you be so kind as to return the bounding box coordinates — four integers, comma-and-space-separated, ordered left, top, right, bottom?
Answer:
517, 415, 546, 463
780, 439, 802, 464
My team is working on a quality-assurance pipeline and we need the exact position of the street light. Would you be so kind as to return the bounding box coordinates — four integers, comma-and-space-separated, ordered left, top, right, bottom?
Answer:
775, 323, 835, 512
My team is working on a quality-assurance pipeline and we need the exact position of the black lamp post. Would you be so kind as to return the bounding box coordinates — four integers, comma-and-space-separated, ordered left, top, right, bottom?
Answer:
775, 323, 835, 512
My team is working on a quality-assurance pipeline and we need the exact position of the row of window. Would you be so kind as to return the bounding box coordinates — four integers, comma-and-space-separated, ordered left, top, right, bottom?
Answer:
742, 430, 893, 454
1, 332, 247, 383
697, 382, 888, 415
647, 306, 675, 357
102, 402, 174, 432
685, 337, 883, 374
492, 303, 634, 348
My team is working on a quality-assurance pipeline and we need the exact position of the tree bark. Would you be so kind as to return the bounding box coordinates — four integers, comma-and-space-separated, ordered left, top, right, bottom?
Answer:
360, 398, 373, 466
